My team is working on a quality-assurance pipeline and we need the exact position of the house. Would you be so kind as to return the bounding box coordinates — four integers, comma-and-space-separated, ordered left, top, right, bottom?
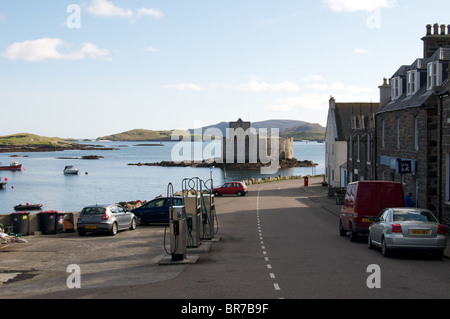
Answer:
375, 24, 450, 221
325, 97, 378, 187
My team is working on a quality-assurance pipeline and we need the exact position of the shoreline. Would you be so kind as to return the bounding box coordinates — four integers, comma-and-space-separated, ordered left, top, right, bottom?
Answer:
0, 144, 117, 153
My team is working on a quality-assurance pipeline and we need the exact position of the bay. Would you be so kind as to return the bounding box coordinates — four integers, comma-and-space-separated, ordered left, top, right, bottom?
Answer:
0, 141, 324, 214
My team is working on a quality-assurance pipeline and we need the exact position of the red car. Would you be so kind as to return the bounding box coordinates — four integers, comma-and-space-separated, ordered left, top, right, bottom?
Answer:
213, 182, 248, 197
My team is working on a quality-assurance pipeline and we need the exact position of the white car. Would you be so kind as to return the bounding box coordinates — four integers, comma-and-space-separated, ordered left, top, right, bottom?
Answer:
368, 208, 447, 258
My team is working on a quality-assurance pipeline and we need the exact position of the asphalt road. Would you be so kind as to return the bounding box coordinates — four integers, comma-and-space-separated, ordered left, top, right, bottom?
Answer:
1, 178, 450, 300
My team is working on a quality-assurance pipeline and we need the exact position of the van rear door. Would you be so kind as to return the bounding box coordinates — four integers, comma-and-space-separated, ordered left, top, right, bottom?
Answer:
355, 183, 381, 225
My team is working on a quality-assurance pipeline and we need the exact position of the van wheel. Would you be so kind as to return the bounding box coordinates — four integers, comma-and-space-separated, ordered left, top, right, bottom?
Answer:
339, 221, 347, 236
349, 224, 358, 242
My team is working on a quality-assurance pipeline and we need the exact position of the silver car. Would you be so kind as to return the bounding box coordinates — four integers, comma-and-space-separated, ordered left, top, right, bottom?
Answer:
77, 204, 137, 236
368, 208, 447, 258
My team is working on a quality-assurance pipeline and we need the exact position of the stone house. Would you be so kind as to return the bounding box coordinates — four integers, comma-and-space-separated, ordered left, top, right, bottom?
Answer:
347, 102, 379, 183
375, 24, 450, 220
325, 97, 378, 187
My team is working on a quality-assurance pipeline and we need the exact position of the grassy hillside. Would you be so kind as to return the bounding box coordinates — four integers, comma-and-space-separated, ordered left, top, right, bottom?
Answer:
96, 129, 198, 141
0, 133, 77, 146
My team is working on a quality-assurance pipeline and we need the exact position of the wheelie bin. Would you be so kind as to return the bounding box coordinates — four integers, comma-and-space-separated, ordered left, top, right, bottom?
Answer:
39, 211, 65, 234
10, 212, 30, 236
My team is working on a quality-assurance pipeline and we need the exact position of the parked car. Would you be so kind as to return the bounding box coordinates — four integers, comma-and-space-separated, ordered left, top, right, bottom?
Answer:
368, 208, 447, 258
339, 181, 405, 241
213, 182, 248, 197
131, 196, 183, 225
77, 204, 136, 236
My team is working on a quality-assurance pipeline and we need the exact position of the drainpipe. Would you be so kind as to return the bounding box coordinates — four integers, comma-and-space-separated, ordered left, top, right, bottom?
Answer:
437, 89, 449, 223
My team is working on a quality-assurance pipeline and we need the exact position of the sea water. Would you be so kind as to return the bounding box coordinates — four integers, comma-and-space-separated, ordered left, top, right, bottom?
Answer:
0, 141, 324, 213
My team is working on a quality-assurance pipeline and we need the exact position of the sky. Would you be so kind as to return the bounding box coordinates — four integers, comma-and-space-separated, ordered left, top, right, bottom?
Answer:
0, 0, 449, 139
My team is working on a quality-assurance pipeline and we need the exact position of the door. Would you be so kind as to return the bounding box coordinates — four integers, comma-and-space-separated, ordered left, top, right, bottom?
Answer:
370, 209, 389, 245
143, 198, 167, 222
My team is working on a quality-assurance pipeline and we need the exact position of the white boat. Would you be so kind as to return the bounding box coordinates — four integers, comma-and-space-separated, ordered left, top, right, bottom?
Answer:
64, 165, 79, 175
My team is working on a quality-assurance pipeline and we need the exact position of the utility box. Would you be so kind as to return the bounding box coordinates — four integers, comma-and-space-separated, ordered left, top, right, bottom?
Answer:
304, 176, 309, 187
184, 195, 201, 248
170, 206, 187, 261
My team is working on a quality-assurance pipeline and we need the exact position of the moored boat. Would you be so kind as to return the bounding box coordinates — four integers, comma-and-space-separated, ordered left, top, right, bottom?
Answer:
0, 178, 6, 190
63, 165, 79, 175
14, 203, 43, 211
0, 161, 22, 171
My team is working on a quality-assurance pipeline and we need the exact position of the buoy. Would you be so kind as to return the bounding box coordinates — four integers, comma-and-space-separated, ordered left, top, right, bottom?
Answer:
85, 172, 88, 175
4, 177, 7, 181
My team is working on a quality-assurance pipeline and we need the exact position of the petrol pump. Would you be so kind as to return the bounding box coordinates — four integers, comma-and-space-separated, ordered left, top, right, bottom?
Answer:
182, 177, 202, 248
200, 172, 218, 240
165, 183, 187, 261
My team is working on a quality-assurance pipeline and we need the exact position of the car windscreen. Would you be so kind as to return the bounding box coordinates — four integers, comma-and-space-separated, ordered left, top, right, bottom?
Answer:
393, 210, 437, 222
81, 207, 106, 215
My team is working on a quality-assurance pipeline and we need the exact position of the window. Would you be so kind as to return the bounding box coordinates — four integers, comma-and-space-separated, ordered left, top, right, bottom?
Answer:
396, 118, 401, 149
349, 136, 353, 160
392, 77, 403, 100
427, 61, 442, 90
357, 135, 360, 162
366, 135, 371, 164
381, 119, 385, 148
407, 70, 419, 95
414, 116, 419, 151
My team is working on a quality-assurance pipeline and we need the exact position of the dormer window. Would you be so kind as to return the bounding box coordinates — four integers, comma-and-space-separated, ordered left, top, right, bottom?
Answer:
427, 61, 442, 90
391, 77, 403, 100
407, 70, 419, 95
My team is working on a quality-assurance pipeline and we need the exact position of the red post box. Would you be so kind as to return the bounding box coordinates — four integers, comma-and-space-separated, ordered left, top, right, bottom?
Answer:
304, 176, 309, 187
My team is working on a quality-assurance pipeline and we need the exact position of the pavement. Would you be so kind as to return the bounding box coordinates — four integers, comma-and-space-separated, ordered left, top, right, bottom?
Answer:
300, 177, 450, 259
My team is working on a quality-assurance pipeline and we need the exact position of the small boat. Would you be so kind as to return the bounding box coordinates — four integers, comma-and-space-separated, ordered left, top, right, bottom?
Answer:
0, 178, 6, 190
63, 165, 79, 175
0, 161, 22, 171
14, 203, 43, 211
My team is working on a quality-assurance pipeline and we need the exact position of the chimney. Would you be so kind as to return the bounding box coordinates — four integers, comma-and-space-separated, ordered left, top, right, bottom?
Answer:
378, 78, 391, 108
422, 23, 450, 58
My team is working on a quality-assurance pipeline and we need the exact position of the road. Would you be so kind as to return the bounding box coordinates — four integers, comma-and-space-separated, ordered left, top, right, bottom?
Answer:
1, 178, 450, 300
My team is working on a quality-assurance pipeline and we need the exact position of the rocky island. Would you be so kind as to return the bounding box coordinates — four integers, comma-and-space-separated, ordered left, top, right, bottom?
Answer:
128, 158, 316, 169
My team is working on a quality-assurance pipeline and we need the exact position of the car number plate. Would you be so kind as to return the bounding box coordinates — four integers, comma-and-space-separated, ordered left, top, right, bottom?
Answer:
362, 218, 372, 223
410, 229, 430, 235
85, 225, 97, 230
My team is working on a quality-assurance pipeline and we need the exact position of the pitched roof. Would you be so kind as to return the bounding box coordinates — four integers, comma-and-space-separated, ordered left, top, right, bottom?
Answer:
332, 102, 379, 141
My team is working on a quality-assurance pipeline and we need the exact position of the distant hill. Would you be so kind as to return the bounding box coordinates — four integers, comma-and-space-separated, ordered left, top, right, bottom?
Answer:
97, 120, 325, 141
0, 133, 76, 146
188, 119, 325, 141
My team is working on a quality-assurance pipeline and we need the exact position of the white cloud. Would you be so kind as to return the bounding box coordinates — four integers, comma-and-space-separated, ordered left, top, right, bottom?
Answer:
1, 38, 110, 62
305, 81, 373, 94
238, 80, 300, 92
136, 8, 164, 18
323, 0, 396, 12
268, 93, 330, 112
86, 0, 163, 20
87, 0, 133, 18
144, 46, 159, 53
302, 74, 324, 82
163, 83, 204, 91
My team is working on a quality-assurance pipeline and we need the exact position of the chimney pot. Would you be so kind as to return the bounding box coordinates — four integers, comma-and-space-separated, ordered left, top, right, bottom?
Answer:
448, 25, 450, 35
441, 24, 446, 35
426, 24, 432, 36
434, 23, 439, 35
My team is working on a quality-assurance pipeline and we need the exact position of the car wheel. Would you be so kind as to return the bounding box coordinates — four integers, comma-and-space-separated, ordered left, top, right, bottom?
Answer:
236, 191, 243, 196
367, 232, 374, 249
78, 231, 86, 236
214, 191, 221, 196
381, 237, 390, 257
432, 249, 444, 259
135, 215, 144, 226
109, 222, 118, 236
339, 220, 347, 236
130, 218, 137, 230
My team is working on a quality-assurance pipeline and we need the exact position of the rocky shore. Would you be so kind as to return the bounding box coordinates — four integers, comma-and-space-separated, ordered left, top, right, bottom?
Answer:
128, 158, 316, 169
0, 144, 117, 153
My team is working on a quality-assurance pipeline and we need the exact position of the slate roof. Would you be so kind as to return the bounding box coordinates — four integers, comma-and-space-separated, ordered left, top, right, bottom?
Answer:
376, 48, 450, 115
333, 102, 379, 141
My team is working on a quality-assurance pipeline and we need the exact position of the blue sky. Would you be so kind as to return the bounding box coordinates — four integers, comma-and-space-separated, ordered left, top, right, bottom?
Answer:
0, 0, 449, 139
